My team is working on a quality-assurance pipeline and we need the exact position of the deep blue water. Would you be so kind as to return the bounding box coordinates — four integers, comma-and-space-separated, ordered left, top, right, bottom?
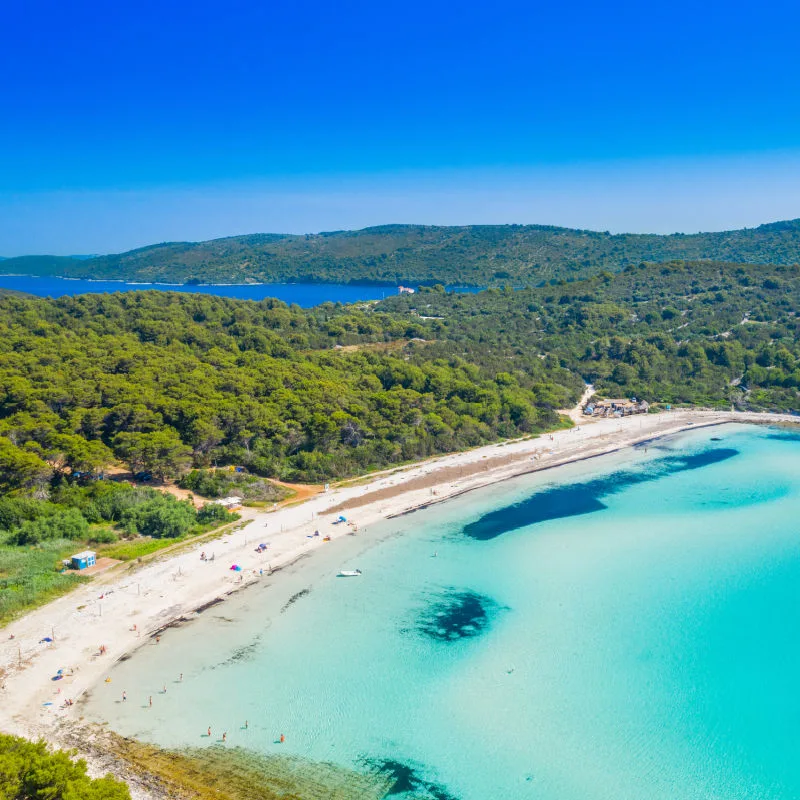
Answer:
0, 275, 397, 306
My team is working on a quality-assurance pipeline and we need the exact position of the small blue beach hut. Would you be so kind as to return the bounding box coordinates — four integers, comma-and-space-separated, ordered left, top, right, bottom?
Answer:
70, 550, 96, 570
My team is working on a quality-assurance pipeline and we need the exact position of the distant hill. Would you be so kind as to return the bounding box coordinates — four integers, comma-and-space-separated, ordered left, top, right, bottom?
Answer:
3, 220, 800, 286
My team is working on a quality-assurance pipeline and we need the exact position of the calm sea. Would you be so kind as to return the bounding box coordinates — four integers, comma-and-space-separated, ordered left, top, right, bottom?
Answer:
0, 275, 398, 306
84, 424, 800, 799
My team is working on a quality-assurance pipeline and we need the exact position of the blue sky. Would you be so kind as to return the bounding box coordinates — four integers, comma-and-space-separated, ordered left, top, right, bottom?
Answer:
2, 0, 800, 254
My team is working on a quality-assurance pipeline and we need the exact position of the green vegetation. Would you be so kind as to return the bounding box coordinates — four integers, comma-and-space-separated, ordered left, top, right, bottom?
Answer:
4, 220, 800, 286
0, 734, 130, 799
0, 291, 578, 484
1, 259, 798, 621
179, 468, 292, 503
0, 542, 88, 625
1, 261, 798, 498
0, 481, 237, 623
382, 260, 800, 410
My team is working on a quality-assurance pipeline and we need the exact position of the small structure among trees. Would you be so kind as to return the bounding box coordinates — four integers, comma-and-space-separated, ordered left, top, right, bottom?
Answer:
584, 398, 650, 417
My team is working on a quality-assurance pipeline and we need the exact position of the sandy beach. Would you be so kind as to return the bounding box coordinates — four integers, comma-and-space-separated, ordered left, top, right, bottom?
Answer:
0, 407, 798, 794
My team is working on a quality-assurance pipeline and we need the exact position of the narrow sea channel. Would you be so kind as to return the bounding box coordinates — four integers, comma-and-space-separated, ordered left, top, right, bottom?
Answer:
83, 423, 800, 799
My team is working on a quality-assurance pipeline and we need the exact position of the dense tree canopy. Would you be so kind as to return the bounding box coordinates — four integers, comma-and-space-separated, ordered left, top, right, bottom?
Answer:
0, 291, 578, 484
383, 260, 800, 411
0, 259, 798, 492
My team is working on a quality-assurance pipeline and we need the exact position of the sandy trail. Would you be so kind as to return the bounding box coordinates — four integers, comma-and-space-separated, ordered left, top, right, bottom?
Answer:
0, 408, 797, 791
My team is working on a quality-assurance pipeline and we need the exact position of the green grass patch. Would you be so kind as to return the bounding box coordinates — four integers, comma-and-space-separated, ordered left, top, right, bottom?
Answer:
0, 540, 89, 626
100, 537, 186, 561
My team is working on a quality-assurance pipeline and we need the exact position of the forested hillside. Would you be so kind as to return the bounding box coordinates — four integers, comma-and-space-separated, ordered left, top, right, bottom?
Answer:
0, 292, 579, 488
0, 259, 798, 497
385, 260, 800, 410
3, 220, 800, 286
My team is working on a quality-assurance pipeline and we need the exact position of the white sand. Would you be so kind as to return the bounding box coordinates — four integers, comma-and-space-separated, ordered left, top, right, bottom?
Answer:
0, 408, 797, 785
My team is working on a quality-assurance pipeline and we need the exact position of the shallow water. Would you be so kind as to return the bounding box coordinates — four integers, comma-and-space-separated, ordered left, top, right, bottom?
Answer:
84, 424, 800, 799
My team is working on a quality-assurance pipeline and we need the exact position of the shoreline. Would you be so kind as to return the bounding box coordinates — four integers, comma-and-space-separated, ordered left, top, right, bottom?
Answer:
383, 416, 732, 520
0, 274, 401, 288
1, 408, 798, 795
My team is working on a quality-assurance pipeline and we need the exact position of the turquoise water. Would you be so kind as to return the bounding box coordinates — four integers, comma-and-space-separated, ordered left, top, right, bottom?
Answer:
84, 424, 800, 799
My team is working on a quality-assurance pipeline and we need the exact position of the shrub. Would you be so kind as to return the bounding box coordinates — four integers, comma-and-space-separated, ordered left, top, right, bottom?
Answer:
131, 497, 197, 538
11, 508, 89, 545
87, 527, 119, 544
197, 502, 232, 524
0, 733, 131, 799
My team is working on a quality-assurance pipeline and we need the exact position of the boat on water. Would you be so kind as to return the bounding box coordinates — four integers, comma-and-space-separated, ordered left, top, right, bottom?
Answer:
337, 569, 362, 577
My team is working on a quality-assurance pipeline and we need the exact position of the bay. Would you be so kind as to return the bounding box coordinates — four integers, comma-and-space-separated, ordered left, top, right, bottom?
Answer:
83, 424, 800, 799
0, 275, 400, 306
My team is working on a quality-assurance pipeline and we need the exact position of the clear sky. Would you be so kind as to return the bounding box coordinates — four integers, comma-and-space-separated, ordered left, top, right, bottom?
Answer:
2, 0, 800, 254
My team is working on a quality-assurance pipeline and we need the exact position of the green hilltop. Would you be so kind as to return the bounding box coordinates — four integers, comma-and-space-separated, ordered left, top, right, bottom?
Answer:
3, 220, 800, 286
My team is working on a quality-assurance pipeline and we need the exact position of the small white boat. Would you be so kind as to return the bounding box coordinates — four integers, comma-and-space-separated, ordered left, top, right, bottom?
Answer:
337, 569, 362, 577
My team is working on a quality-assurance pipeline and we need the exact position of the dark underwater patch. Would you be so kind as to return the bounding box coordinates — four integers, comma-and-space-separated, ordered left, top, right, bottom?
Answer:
360, 757, 459, 800
211, 635, 262, 669
463, 447, 739, 541
281, 588, 310, 613
411, 589, 500, 643
766, 429, 800, 443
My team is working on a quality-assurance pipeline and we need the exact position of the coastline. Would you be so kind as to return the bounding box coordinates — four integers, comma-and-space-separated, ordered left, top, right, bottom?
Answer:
1, 408, 798, 795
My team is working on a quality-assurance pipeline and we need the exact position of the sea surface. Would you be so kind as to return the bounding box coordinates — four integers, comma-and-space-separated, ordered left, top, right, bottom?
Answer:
0, 275, 398, 306
84, 424, 800, 799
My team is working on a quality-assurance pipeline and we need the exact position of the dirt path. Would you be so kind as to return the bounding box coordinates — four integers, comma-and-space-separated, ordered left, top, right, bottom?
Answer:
557, 383, 596, 424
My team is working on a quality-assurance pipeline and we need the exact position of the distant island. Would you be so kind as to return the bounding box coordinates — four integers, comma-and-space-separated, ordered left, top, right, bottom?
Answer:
3, 220, 800, 286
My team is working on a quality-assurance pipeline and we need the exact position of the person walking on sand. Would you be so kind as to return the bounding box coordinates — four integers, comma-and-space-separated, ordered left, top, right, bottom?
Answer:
222, 732, 227, 743
149, 696, 152, 707
207, 726, 211, 737
122, 691, 127, 701
163, 684, 167, 693
179, 673, 183, 682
